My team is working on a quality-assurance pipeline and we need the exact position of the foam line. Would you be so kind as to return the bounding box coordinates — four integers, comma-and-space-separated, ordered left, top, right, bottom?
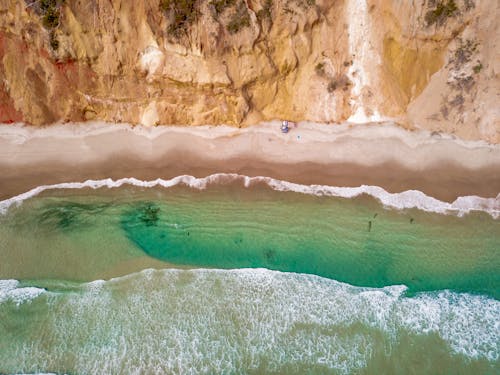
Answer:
0, 173, 498, 218
2, 268, 498, 369
0, 279, 45, 305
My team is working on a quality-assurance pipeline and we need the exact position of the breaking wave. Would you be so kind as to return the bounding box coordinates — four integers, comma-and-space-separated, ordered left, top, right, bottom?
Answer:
0, 268, 498, 374
0, 173, 499, 218
0, 279, 44, 306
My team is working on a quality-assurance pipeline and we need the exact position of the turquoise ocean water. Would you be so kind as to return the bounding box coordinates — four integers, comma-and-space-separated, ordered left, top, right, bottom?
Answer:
0, 178, 498, 374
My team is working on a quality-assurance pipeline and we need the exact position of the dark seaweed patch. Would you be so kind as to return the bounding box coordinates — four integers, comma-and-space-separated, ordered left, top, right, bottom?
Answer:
37, 202, 108, 231
264, 248, 276, 263
120, 202, 172, 259
139, 204, 161, 227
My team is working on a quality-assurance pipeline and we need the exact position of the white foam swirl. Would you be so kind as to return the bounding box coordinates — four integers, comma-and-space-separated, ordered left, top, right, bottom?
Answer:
0, 173, 498, 218
1, 269, 498, 373
0, 279, 44, 306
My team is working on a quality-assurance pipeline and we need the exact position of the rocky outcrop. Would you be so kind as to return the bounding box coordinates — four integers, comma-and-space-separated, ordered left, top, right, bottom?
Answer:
0, 0, 498, 142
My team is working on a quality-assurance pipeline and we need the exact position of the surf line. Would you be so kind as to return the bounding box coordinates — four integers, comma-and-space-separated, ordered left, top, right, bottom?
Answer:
0, 173, 498, 218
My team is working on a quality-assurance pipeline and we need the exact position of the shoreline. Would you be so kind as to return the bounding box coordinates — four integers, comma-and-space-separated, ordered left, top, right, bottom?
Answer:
1, 121, 500, 203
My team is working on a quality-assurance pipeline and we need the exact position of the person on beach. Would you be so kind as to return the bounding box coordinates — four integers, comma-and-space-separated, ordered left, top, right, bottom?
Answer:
281, 120, 290, 133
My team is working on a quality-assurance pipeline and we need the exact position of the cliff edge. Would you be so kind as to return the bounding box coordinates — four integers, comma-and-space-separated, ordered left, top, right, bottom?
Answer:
0, 0, 498, 142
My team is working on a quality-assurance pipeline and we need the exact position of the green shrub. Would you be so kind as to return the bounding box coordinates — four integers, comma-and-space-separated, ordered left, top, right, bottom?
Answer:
327, 80, 336, 93
257, 0, 273, 22
227, 7, 250, 34
42, 5, 60, 28
210, 0, 237, 15
315, 62, 325, 76
327, 74, 351, 93
160, 0, 199, 38
49, 31, 59, 50
159, 0, 169, 12
425, 0, 458, 26
40, 0, 58, 11
472, 62, 483, 74
290, 0, 315, 10
464, 0, 475, 10
30, 0, 64, 50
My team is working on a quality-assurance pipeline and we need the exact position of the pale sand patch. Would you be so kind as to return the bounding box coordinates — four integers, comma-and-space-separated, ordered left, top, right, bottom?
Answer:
0, 121, 499, 202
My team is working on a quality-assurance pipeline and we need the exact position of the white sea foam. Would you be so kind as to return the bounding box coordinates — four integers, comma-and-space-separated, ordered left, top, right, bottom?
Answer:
0, 173, 498, 218
0, 279, 44, 306
1, 269, 498, 374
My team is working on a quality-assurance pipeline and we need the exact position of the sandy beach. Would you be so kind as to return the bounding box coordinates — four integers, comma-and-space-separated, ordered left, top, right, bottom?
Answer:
1, 122, 500, 374
1, 121, 500, 203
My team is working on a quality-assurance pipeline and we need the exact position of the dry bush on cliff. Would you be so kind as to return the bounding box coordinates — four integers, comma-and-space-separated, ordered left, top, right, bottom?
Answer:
160, 0, 199, 38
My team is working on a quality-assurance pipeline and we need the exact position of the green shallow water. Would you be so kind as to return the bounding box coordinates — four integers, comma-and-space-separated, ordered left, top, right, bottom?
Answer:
0, 183, 499, 297
0, 269, 499, 374
0, 182, 499, 374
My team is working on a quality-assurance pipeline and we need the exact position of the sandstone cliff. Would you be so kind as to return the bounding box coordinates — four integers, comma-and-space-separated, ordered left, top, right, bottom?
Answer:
0, 0, 498, 142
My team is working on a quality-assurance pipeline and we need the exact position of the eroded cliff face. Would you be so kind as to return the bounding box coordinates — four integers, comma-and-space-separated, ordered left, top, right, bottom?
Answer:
0, 0, 498, 141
